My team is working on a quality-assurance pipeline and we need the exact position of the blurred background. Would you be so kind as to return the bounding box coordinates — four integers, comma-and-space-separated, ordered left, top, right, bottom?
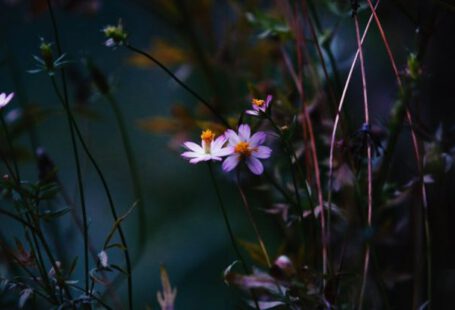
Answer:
0, 0, 454, 308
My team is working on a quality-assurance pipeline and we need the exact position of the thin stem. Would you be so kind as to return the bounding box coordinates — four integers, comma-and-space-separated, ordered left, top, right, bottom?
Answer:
354, 14, 373, 310
207, 162, 248, 272
235, 171, 271, 268
364, 1, 432, 304
125, 43, 230, 129
105, 93, 146, 253
0, 115, 20, 181
50, 76, 89, 292
46, 0, 89, 293
50, 77, 133, 310
326, 2, 377, 261
280, 11, 328, 278
207, 163, 260, 310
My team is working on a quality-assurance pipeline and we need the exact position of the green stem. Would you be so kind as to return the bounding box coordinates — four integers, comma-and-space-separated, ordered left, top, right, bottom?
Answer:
50, 76, 89, 292
50, 77, 134, 310
207, 162, 248, 272
105, 93, 146, 253
46, 0, 90, 293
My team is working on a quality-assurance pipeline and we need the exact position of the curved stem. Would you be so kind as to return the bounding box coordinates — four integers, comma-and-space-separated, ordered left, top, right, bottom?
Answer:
50, 78, 133, 310
235, 170, 271, 268
354, 14, 373, 310
125, 43, 230, 129
105, 93, 146, 254
46, 0, 89, 293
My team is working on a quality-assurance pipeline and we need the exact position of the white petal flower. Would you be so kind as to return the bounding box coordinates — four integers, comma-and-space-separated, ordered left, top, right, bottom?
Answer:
181, 129, 232, 164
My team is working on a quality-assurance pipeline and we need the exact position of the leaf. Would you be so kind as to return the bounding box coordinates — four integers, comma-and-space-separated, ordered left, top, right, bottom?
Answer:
68, 256, 79, 277
103, 201, 137, 249
40, 207, 71, 222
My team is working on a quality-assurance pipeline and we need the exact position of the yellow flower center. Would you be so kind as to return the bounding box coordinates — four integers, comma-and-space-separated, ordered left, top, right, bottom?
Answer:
201, 129, 215, 153
235, 141, 255, 157
252, 98, 265, 107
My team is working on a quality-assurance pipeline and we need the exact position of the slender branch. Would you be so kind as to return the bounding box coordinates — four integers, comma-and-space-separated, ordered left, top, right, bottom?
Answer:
46, 0, 89, 293
125, 43, 230, 129
235, 171, 271, 268
207, 163, 260, 310
105, 93, 146, 253
354, 14, 373, 310
364, 1, 432, 305
327, 2, 378, 257
50, 77, 133, 310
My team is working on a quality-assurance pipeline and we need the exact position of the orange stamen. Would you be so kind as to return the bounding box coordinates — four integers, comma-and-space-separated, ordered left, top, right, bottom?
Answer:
252, 98, 265, 107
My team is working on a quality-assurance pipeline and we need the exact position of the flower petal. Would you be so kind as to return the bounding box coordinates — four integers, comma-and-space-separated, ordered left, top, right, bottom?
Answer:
253, 146, 272, 159
265, 94, 272, 107
238, 124, 251, 140
222, 154, 240, 172
213, 146, 234, 157
245, 110, 259, 116
246, 157, 264, 175
183, 141, 203, 153
181, 151, 202, 159
224, 129, 240, 146
212, 135, 227, 150
4, 93, 14, 104
189, 155, 211, 164
249, 131, 266, 146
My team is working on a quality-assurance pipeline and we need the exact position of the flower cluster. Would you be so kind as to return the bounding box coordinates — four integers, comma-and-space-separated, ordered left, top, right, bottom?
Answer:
181, 95, 273, 175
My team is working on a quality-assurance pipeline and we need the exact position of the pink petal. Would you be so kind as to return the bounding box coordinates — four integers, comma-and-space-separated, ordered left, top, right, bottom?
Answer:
253, 146, 272, 159
246, 157, 264, 175
238, 124, 251, 140
265, 94, 272, 107
249, 132, 266, 146
222, 154, 240, 172
183, 141, 203, 153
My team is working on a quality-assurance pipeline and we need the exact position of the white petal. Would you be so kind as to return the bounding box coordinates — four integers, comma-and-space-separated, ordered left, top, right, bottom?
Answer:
181, 151, 202, 159
212, 135, 227, 150
189, 155, 211, 164
245, 110, 259, 116
212, 146, 234, 157
183, 141, 203, 153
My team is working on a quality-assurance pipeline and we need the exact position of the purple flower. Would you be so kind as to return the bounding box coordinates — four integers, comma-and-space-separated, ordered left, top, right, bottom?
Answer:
181, 129, 232, 164
245, 94, 272, 116
0, 92, 14, 109
222, 124, 272, 175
